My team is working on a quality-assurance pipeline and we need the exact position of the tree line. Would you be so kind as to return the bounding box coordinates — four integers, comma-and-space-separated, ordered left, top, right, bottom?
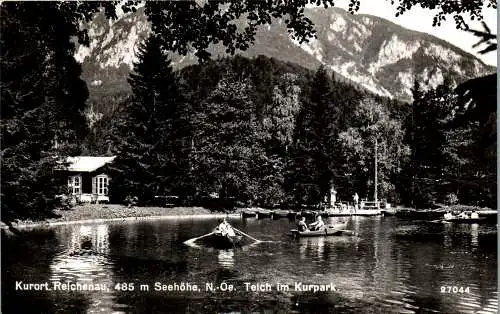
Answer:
85, 36, 495, 210
1, 1, 495, 224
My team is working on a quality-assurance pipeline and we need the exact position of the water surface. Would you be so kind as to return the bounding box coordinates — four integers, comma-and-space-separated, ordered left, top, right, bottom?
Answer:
2, 216, 497, 313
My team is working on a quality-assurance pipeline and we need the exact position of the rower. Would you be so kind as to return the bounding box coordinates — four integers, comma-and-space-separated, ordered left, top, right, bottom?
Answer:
443, 211, 453, 220
309, 216, 325, 231
457, 211, 469, 219
216, 219, 236, 237
470, 211, 479, 219
222, 219, 236, 236
297, 217, 309, 232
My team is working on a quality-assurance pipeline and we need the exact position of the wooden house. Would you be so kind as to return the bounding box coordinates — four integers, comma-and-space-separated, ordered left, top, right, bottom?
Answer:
63, 156, 116, 203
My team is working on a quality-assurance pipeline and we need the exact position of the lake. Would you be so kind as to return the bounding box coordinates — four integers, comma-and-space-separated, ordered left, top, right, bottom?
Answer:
2, 215, 497, 313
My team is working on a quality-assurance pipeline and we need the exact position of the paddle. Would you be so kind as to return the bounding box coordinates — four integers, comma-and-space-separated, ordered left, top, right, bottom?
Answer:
337, 229, 357, 236
183, 231, 216, 246
232, 226, 262, 243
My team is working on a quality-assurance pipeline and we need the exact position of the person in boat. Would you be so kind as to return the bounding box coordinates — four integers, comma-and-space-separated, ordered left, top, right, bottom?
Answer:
216, 218, 236, 237
443, 211, 453, 220
297, 217, 309, 232
308, 215, 325, 231
470, 211, 479, 219
457, 211, 469, 219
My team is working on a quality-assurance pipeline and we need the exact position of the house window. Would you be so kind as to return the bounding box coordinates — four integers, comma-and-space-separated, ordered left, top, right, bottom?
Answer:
93, 175, 109, 196
68, 175, 81, 194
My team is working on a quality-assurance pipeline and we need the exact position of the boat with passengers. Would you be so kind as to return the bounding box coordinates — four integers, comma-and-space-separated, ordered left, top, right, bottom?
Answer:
197, 219, 243, 249
290, 222, 353, 238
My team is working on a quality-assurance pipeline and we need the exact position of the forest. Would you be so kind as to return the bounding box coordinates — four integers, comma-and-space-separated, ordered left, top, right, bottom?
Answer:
1, 1, 496, 224
80, 35, 496, 211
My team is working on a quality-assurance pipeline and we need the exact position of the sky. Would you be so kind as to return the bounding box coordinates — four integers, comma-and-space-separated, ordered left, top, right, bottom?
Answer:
323, 0, 497, 66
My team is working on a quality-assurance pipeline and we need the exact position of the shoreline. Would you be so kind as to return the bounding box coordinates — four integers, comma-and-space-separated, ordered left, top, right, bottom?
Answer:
1, 204, 244, 230
2, 203, 496, 230
2, 213, 242, 230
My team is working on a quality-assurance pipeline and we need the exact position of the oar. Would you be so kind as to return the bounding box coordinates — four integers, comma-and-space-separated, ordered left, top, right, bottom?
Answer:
429, 219, 443, 223
232, 227, 262, 243
183, 231, 216, 246
337, 229, 357, 236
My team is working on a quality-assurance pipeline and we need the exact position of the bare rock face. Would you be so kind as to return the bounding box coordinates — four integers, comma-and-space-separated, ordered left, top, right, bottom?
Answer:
76, 6, 494, 104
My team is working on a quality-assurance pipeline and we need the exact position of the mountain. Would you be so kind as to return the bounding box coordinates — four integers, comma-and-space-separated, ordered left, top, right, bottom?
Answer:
77, 6, 495, 106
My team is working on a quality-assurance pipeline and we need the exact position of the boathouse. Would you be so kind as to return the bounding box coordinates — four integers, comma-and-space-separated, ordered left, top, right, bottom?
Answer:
62, 156, 116, 203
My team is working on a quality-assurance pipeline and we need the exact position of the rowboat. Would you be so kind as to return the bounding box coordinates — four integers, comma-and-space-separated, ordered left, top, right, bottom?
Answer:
299, 210, 318, 219
291, 223, 350, 238
241, 210, 257, 218
353, 209, 382, 216
256, 209, 272, 219
199, 231, 243, 249
272, 210, 290, 219
321, 212, 352, 217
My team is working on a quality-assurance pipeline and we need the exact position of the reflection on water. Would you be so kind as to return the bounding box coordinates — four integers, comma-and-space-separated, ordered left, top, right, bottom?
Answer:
471, 223, 479, 248
217, 250, 235, 268
49, 224, 115, 313
2, 216, 497, 313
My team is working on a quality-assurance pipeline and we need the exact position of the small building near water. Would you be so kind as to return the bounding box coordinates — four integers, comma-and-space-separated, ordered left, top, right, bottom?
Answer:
62, 156, 116, 203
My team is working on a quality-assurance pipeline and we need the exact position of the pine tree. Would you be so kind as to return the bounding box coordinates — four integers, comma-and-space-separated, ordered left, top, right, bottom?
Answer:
287, 66, 338, 206
106, 35, 181, 204
191, 75, 267, 204
401, 81, 453, 207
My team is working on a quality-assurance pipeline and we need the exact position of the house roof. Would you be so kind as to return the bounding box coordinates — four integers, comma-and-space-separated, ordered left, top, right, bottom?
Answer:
66, 156, 116, 172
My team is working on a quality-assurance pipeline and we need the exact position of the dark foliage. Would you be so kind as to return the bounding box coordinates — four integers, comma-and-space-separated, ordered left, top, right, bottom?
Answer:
104, 36, 183, 204
398, 74, 496, 208
287, 66, 337, 204
1, 3, 91, 223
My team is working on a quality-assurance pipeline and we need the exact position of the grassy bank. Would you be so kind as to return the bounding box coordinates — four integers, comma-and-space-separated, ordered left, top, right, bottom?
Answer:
4, 204, 242, 229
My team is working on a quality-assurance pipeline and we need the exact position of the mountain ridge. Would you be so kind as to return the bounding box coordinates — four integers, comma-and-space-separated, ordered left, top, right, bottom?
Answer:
77, 6, 495, 105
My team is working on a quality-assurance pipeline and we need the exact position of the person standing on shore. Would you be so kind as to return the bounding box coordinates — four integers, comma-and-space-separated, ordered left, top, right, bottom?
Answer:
353, 193, 359, 210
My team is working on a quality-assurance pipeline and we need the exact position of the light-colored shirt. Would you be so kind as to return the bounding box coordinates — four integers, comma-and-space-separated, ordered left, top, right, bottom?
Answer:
310, 220, 325, 229
217, 222, 234, 236
298, 220, 308, 231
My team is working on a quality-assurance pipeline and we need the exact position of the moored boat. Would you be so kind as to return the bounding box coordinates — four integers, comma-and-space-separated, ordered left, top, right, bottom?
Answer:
353, 209, 382, 216
256, 209, 272, 219
290, 222, 349, 238
287, 211, 299, 219
299, 210, 318, 219
271, 210, 289, 220
241, 210, 257, 218
381, 208, 397, 216
321, 211, 352, 217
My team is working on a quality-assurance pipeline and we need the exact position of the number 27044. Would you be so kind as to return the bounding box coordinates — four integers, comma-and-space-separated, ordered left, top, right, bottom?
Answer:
440, 286, 470, 293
